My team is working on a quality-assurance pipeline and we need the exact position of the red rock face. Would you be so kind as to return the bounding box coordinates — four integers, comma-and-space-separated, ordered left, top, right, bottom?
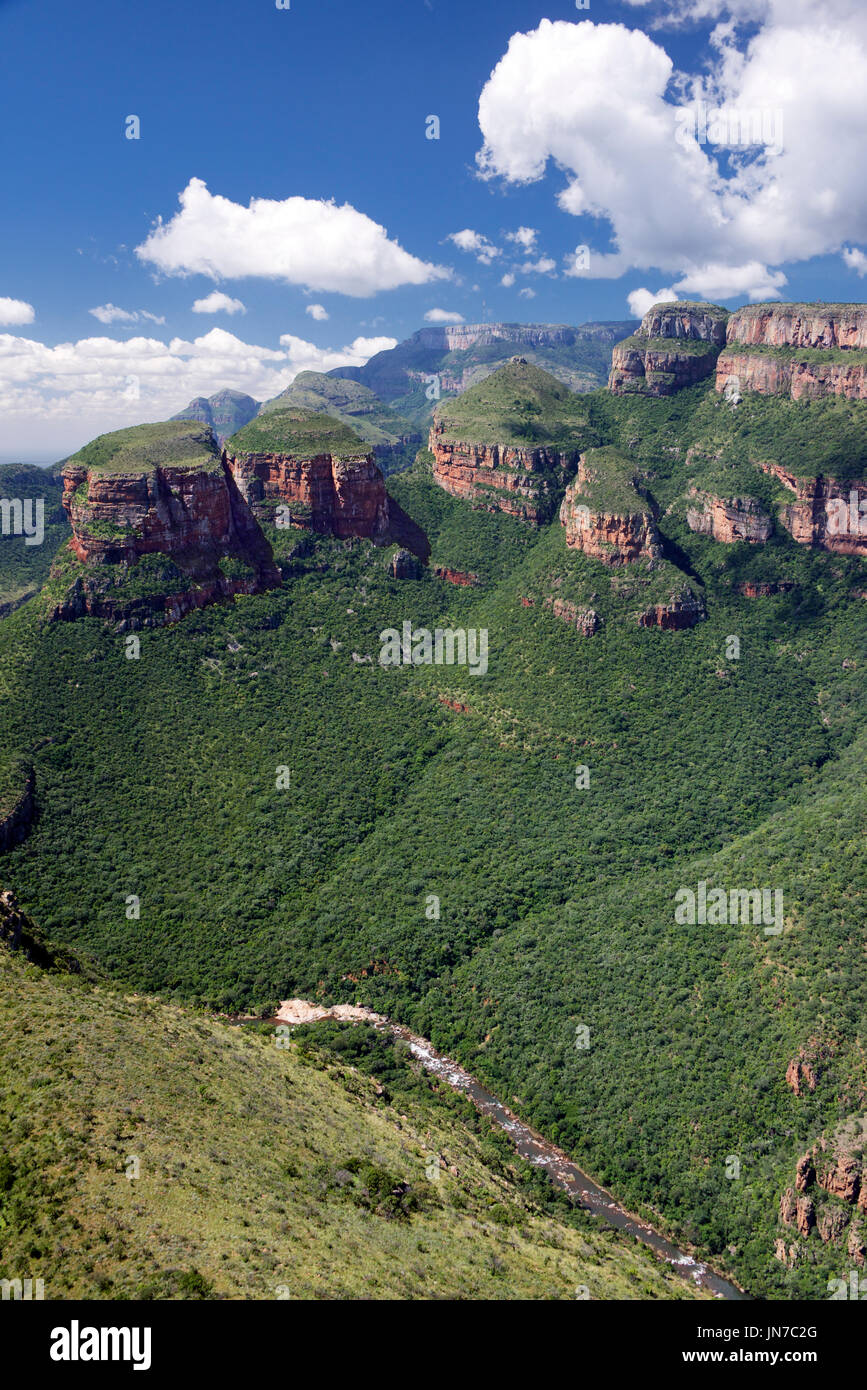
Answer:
736, 580, 795, 598
780, 1188, 815, 1237
560, 459, 660, 565
433, 566, 481, 587
227, 450, 430, 560
637, 591, 706, 630
716, 350, 867, 401
429, 425, 576, 524
786, 1057, 818, 1096
685, 487, 773, 543
609, 342, 721, 396
727, 305, 867, 350
758, 463, 867, 556
62, 460, 280, 586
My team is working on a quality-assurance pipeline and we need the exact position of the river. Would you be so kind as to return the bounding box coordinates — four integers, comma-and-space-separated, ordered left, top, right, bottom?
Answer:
231, 999, 749, 1301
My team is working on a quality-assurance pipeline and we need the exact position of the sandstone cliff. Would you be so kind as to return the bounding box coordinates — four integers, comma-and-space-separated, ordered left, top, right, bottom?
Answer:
430, 430, 579, 523
608, 302, 728, 397
716, 304, 867, 400
560, 450, 660, 564
685, 487, 773, 543
428, 359, 591, 523
757, 462, 867, 556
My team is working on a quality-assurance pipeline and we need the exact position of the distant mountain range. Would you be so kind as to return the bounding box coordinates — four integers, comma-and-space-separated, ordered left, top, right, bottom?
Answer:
171, 319, 638, 458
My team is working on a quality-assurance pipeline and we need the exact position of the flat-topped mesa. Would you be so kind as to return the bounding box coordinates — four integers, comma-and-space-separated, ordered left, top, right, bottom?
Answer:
716, 302, 867, 399
560, 448, 661, 565
608, 302, 729, 396
685, 487, 774, 543
429, 359, 591, 523
225, 407, 429, 561
60, 421, 279, 581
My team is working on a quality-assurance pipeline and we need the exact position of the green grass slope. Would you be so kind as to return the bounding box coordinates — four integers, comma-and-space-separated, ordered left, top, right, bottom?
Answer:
433, 359, 595, 449
227, 406, 365, 459
0, 948, 702, 1300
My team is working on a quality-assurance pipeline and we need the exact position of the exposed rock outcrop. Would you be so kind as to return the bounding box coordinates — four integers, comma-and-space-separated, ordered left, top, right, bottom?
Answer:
716, 350, 867, 401
560, 453, 660, 565
685, 487, 773, 543
726, 304, 867, 351
758, 463, 867, 556
608, 303, 728, 396
543, 597, 602, 635
636, 589, 707, 630
433, 566, 481, 587
388, 548, 423, 580
429, 430, 578, 524
227, 450, 429, 561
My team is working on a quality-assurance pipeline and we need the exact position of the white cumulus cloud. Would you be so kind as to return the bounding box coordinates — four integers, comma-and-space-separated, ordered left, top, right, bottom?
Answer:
136, 178, 448, 297
192, 291, 246, 315
424, 308, 465, 324
475, 10, 867, 302
500, 273, 516, 288
89, 304, 166, 325
446, 229, 500, 265
627, 286, 680, 317
506, 226, 538, 251
305, 303, 329, 321
842, 246, 867, 276
0, 327, 397, 459
0, 298, 35, 326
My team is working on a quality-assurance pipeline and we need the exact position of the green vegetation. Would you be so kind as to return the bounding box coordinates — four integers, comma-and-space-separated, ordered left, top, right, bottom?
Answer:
228, 406, 366, 459
434, 359, 596, 449
616, 336, 721, 357
724, 344, 867, 365
260, 372, 418, 453
0, 464, 69, 616
0, 366, 865, 1301
0, 949, 702, 1299
570, 446, 651, 514
67, 421, 221, 475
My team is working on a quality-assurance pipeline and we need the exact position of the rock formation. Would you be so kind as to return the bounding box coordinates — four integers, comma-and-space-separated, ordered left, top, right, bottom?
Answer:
715, 304, 867, 400
685, 487, 773, 543
608, 302, 728, 397
636, 589, 707, 630
757, 463, 867, 556
430, 431, 578, 523
560, 451, 660, 565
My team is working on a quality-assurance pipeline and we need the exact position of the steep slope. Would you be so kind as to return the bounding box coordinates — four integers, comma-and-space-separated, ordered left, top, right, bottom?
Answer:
609, 302, 729, 397
226, 407, 430, 562
717, 303, 867, 402
0, 464, 69, 617
52, 421, 281, 628
0, 946, 702, 1300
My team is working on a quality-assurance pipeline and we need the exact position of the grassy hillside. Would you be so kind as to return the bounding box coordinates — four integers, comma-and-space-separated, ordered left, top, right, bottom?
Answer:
0, 947, 702, 1300
227, 406, 365, 459
260, 373, 417, 444
0, 373, 864, 1300
433, 359, 595, 449
67, 421, 221, 476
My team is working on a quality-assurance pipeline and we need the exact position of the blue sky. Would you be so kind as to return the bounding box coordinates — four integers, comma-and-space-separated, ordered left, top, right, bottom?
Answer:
1, 0, 866, 458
